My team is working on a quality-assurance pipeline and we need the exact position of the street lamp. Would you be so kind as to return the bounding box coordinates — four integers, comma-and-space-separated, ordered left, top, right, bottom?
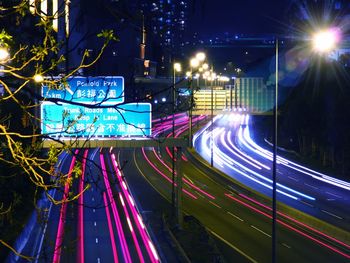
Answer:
0, 47, 9, 62
172, 62, 181, 214
312, 28, 339, 53
33, 74, 44, 83
188, 55, 203, 147
196, 52, 206, 62
271, 29, 340, 263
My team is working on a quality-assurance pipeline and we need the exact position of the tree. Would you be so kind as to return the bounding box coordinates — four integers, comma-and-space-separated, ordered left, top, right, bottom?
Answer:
0, 1, 117, 259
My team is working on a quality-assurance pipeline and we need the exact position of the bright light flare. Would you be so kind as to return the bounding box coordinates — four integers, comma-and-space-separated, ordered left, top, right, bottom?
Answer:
174, 62, 181, 72
190, 57, 200, 68
33, 74, 44, 83
313, 29, 340, 53
0, 47, 9, 61
195, 52, 206, 62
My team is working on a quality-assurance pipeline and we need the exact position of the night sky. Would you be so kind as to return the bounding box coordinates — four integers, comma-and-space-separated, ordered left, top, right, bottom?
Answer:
190, 0, 292, 36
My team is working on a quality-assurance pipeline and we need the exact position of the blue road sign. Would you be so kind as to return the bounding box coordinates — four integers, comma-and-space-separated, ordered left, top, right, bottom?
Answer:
41, 103, 152, 137
42, 76, 124, 105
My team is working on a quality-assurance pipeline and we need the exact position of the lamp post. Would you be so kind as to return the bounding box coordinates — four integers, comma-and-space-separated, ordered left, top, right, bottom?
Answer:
188, 53, 205, 147
272, 29, 339, 263
172, 62, 181, 214
272, 38, 278, 263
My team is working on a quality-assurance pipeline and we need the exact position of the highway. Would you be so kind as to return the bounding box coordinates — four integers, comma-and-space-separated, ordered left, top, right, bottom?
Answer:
36, 148, 160, 262
122, 112, 350, 262
193, 113, 350, 230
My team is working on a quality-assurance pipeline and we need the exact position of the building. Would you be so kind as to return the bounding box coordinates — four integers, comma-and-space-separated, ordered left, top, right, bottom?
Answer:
139, 0, 190, 75
193, 78, 274, 114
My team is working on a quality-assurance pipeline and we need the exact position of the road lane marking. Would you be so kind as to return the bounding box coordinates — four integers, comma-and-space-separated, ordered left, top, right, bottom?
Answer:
287, 176, 299, 182
282, 243, 291, 249
299, 200, 314, 207
97, 258, 100, 263
326, 192, 342, 199
93, 209, 96, 213
209, 230, 258, 263
209, 201, 221, 209
196, 192, 204, 198
227, 211, 244, 222
96, 238, 99, 244
321, 210, 343, 220
94, 221, 97, 227
92, 197, 95, 202
304, 183, 318, 190
250, 225, 271, 238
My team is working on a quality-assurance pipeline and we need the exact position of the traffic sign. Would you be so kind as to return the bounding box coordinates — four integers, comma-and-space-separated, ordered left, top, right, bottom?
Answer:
42, 76, 124, 105
41, 103, 152, 137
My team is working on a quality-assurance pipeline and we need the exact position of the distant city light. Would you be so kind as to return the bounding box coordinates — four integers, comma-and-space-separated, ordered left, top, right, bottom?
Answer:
154, 99, 158, 104
161, 97, 166, 102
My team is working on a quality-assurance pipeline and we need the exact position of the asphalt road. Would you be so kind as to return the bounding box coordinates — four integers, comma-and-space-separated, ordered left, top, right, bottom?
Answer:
36, 148, 160, 263
129, 113, 350, 262
194, 113, 350, 230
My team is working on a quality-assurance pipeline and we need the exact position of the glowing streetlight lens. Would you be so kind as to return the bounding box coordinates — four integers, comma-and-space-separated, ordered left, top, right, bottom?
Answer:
0, 47, 9, 61
190, 58, 199, 68
313, 29, 339, 53
33, 74, 44, 83
196, 52, 206, 62
174, 62, 182, 72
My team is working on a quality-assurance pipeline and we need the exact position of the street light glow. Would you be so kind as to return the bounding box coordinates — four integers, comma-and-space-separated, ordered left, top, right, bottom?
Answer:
0, 47, 9, 61
174, 62, 182, 72
33, 74, 44, 83
190, 58, 200, 68
313, 29, 339, 53
202, 63, 209, 70
196, 52, 206, 62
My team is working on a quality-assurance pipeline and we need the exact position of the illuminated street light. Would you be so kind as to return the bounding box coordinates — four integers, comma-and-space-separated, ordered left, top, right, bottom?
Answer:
0, 47, 9, 61
202, 63, 209, 70
195, 52, 206, 62
312, 28, 339, 53
174, 62, 182, 72
33, 74, 44, 83
172, 61, 182, 214
186, 71, 191, 77
190, 58, 200, 68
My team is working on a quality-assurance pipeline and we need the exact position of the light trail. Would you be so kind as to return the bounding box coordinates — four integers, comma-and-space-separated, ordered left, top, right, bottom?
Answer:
239, 193, 350, 250
100, 154, 132, 263
77, 149, 88, 263
240, 122, 350, 191
53, 149, 79, 263
141, 147, 198, 200
225, 194, 350, 260
151, 148, 215, 200
200, 126, 315, 201
111, 153, 160, 262
102, 192, 119, 263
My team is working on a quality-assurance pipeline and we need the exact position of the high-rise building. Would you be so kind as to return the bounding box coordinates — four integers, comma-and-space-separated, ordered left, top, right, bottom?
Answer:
139, 0, 190, 74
